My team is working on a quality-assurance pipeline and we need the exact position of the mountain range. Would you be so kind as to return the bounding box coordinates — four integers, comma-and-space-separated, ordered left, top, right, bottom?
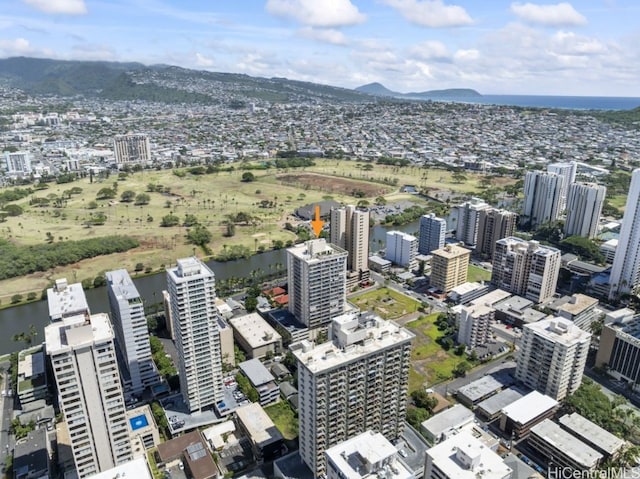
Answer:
0, 57, 480, 105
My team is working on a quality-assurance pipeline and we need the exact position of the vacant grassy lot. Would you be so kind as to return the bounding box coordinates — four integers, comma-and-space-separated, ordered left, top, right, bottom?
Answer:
467, 264, 492, 283
405, 314, 462, 391
264, 400, 298, 440
608, 194, 627, 213
350, 287, 420, 320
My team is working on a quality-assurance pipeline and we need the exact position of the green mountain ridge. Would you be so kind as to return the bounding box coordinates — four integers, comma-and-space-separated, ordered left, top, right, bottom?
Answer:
0, 56, 373, 104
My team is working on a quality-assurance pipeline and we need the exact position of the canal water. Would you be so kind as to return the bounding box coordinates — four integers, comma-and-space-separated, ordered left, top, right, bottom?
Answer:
0, 220, 420, 354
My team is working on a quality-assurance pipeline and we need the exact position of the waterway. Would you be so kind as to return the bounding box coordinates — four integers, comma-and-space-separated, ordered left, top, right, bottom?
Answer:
0, 219, 420, 355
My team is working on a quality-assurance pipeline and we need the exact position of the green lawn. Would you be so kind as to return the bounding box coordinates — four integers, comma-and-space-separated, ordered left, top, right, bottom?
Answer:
350, 287, 420, 320
608, 194, 628, 213
405, 314, 463, 391
467, 264, 492, 283
264, 401, 298, 440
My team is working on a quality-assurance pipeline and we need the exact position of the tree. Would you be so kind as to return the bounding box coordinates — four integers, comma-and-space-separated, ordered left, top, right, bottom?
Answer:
184, 214, 199, 227
374, 196, 387, 206
186, 225, 212, 247
224, 222, 235, 237
96, 187, 116, 200
134, 193, 150, 205
454, 344, 466, 356
11, 294, 23, 304
453, 361, 471, 377
452, 172, 468, 183
241, 172, 256, 182
160, 214, 180, 227
411, 390, 438, 411
4, 204, 23, 216
120, 190, 136, 202
245, 296, 258, 312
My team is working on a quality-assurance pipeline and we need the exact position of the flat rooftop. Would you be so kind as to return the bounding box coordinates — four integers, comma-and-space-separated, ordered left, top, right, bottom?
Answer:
558, 413, 625, 456
235, 403, 283, 447
501, 391, 558, 425
287, 238, 347, 262
45, 313, 113, 354
524, 317, 592, 347
90, 457, 152, 479
291, 316, 413, 373
427, 429, 512, 479
106, 269, 142, 301
47, 279, 89, 321
325, 430, 412, 479
550, 294, 599, 316
421, 404, 474, 438
477, 386, 526, 418
456, 375, 507, 403
470, 289, 512, 307
432, 243, 470, 259
230, 313, 282, 349
18, 348, 45, 378
239, 358, 276, 387
530, 419, 603, 469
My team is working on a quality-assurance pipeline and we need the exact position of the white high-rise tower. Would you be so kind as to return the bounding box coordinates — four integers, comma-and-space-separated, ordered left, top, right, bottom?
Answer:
167, 257, 223, 412
46, 313, 132, 478
106, 269, 160, 396
547, 161, 577, 213
523, 171, 564, 228
564, 183, 606, 239
610, 169, 640, 299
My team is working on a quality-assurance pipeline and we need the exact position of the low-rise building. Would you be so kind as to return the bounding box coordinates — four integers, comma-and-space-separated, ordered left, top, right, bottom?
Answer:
424, 430, 512, 479
528, 419, 603, 472
558, 413, 625, 459
126, 405, 161, 457
499, 391, 559, 439
455, 373, 513, 408
239, 359, 279, 406
493, 296, 547, 328
230, 313, 283, 360
89, 457, 152, 479
420, 404, 474, 445
447, 282, 489, 305
17, 347, 48, 406
325, 430, 413, 479
235, 403, 285, 463
156, 430, 219, 479
476, 387, 526, 421
548, 294, 600, 331
13, 428, 50, 479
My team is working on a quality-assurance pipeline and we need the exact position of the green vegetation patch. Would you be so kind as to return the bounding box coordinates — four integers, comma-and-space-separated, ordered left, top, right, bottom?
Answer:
0, 236, 139, 281
351, 287, 420, 320
264, 401, 298, 440
467, 264, 492, 283
405, 314, 460, 390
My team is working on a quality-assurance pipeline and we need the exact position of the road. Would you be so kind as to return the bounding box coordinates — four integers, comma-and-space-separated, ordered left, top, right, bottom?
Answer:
0, 362, 14, 474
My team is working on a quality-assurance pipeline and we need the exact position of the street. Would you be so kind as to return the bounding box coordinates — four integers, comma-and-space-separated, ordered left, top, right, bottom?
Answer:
0, 362, 14, 474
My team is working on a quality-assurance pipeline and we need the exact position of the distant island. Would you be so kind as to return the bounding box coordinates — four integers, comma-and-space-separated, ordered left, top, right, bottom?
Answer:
355, 82, 481, 100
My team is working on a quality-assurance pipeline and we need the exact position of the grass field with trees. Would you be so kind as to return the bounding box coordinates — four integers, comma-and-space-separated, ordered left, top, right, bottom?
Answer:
0, 158, 515, 304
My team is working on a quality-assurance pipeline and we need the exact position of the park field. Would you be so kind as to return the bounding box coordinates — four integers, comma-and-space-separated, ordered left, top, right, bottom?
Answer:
350, 287, 420, 320
0, 159, 511, 303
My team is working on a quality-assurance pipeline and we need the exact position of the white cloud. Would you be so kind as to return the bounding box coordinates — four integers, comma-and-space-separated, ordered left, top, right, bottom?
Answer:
551, 31, 606, 55
454, 49, 480, 62
409, 40, 450, 61
22, 0, 87, 15
265, 0, 365, 27
510, 2, 586, 26
195, 53, 215, 67
0, 37, 32, 54
298, 27, 348, 45
382, 0, 473, 28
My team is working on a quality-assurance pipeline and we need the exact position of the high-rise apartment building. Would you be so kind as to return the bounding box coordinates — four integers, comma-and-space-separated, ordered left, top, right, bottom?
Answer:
450, 198, 490, 247
564, 183, 606, 239
522, 171, 564, 229
166, 257, 223, 413
609, 169, 640, 300
547, 161, 577, 212
419, 213, 446, 255
291, 312, 413, 477
47, 277, 90, 322
45, 313, 132, 478
475, 208, 518, 259
106, 269, 160, 396
491, 237, 561, 303
113, 134, 151, 166
457, 303, 494, 350
430, 244, 470, 293
516, 317, 590, 401
330, 205, 370, 278
4, 151, 32, 176
287, 239, 348, 330
385, 231, 418, 269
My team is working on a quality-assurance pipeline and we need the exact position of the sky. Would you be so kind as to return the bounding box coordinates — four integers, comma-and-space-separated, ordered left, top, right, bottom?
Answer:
1, 0, 640, 97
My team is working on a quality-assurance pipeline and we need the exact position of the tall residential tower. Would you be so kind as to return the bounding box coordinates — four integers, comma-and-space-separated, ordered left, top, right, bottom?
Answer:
563, 183, 606, 239
46, 313, 132, 478
522, 171, 564, 229
330, 205, 370, 284
167, 257, 223, 412
419, 213, 446, 255
291, 312, 413, 477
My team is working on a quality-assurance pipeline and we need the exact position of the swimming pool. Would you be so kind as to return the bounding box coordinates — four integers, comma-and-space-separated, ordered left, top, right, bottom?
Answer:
129, 414, 149, 431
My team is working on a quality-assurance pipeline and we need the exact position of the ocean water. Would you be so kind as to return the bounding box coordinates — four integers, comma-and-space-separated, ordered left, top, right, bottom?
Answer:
431, 95, 640, 111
